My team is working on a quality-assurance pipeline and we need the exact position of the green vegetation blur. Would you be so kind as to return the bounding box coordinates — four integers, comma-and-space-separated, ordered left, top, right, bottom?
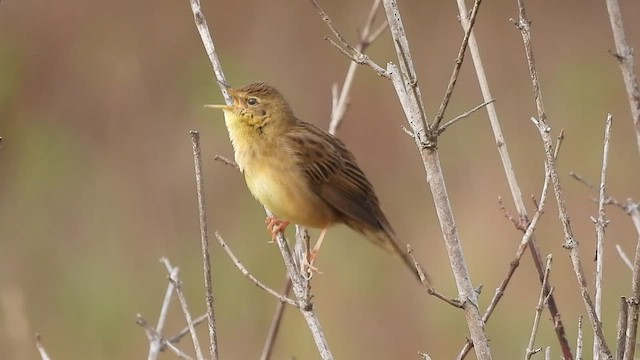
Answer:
1, 0, 639, 358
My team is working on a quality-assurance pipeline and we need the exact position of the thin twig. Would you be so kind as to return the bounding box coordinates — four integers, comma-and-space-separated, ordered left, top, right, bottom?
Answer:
215, 232, 298, 307
408, 245, 463, 308
624, 237, 640, 360
259, 279, 293, 360
616, 297, 628, 359
190, 131, 219, 360
432, 0, 483, 130
162, 258, 205, 360
310, 0, 389, 78
167, 314, 208, 349
516, 0, 610, 355
214, 154, 238, 169
593, 114, 613, 359
188, 0, 231, 102
147, 262, 179, 360
329, 0, 387, 134
531, 117, 611, 358
525, 255, 553, 360
137, 315, 194, 360
458, 147, 554, 359
438, 99, 495, 134
605, 0, 640, 156
617, 245, 634, 270
35, 334, 51, 360
576, 315, 583, 360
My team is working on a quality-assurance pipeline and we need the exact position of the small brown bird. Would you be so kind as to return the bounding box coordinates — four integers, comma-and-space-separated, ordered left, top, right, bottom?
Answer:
207, 82, 422, 281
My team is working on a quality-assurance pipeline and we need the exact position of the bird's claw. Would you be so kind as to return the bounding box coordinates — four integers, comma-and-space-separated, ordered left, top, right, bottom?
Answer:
265, 216, 289, 242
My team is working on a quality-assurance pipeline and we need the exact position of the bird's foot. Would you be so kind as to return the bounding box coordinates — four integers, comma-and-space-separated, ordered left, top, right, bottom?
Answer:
265, 216, 289, 243
301, 250, 323, 279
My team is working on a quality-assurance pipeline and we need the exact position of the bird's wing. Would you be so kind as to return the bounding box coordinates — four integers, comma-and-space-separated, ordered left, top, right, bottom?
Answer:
285, 121, 386, 232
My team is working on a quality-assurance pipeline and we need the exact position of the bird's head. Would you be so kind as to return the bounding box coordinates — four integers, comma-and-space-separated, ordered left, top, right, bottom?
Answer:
206, 82, 295, 133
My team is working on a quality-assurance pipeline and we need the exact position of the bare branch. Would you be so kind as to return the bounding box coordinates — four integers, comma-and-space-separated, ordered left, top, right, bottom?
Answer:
213, 154, 238, 169
190, 131, 219, 360
459, 163, 552, 359
594, 114, 613, 358
525, 255, 553, 360
616, 297, 628, 359
438, 99, 495, 134
259, 279, 293, 360
329, 0, 387, 134
432, 0, 483, 130
137, 315, 194, 360
162, 258, 205, 360
309, 0, 389, 78
166, 314, 208, 349
215, 232, 298, 307
35, 334, 51, 360
576, 315, 583, 360
515, 0, 609, 355
450, 0, 573, 355
146, 262, 179, 360
617, 245, 634, 270
624, 237, 640, 360
605, 0, 640, 156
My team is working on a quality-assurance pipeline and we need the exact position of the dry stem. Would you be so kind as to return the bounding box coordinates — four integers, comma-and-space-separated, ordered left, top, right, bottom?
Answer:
35, 334, 51, 360
616, 297, 628, 359
593, 114, 613, 359
190, 131, 219, 360
605, 0, 640, 156
525, 255, 553, 360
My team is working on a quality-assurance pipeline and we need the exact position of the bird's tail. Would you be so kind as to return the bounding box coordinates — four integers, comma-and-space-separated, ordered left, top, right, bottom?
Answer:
365, 225, 431, 285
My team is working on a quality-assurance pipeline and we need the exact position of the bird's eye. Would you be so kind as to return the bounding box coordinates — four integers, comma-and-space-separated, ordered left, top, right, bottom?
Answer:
247, 97, 258, 106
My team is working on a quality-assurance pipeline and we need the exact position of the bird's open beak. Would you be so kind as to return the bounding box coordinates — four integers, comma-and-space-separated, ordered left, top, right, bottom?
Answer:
204, 89, 238, 112
204, 104, 233, 111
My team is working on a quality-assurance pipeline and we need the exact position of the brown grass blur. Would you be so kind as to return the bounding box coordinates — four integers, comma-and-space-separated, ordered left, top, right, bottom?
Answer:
1, 0, 639, 358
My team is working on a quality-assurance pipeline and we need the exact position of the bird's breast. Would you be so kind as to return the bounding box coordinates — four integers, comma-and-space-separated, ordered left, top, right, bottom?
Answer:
242, 150, 334, 229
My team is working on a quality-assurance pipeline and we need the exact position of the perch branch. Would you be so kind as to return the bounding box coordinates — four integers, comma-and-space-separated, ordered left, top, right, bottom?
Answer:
187, 2, 334, 357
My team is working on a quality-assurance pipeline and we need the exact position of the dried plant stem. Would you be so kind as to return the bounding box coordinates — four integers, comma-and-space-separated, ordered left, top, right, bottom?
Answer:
515, 0, 611, 354
616, 297, 628, 359
137, 314, 194, 360
605, 0, 640, 156
35, 334, 51, 360
576, 315, 583, 360
624, 237, 640, 360
450, 0, 572, 356
593, 114, 613, 360
329, 0, 387, 134
525, 255, 553, 360
190, 131, 219, 360
432, 0, 482, 130
146, 261, 179, 360
214, 232, 298, 307
458, 160, 552, 359
259, 279, 292, 360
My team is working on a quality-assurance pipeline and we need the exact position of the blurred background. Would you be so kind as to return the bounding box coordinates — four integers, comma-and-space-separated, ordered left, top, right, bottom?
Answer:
1, 0, 639, 358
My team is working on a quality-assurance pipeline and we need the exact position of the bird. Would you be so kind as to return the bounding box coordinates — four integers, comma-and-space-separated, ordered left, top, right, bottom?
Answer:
206, 82, 424, 282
